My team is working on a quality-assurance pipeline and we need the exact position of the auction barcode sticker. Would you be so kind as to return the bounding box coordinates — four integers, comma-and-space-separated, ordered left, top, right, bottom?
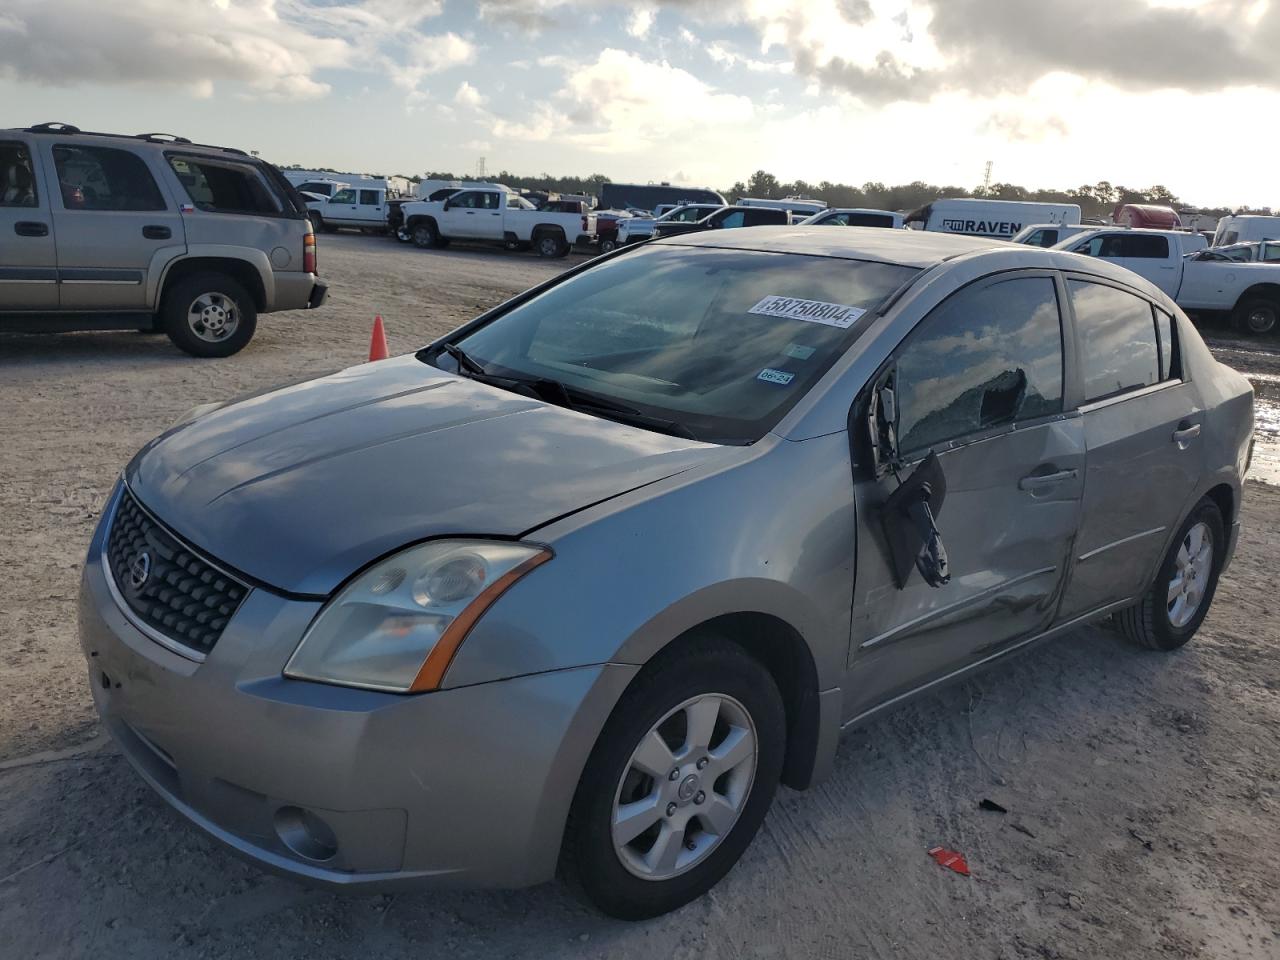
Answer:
748, 296, 867, 329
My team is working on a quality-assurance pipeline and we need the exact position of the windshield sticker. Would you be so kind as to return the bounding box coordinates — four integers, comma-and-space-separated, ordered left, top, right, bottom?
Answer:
758, 368, 796, 386
784, 343, 817, 361
748, 296, 868, 329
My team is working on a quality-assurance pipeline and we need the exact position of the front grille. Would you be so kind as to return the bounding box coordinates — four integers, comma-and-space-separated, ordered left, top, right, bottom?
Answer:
105, 489, 249, 656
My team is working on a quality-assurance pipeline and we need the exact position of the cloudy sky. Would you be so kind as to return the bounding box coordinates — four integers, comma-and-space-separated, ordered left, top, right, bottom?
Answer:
1, 0, 1276, 206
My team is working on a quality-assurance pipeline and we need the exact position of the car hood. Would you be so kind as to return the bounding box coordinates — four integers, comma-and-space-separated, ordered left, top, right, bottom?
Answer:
126, 356, 722, 595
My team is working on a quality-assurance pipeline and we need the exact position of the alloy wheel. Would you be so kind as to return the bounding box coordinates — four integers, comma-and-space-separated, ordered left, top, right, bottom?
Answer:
187, 292, 240, 343
611, 693, 757, 882
1168, 521, 1213, 628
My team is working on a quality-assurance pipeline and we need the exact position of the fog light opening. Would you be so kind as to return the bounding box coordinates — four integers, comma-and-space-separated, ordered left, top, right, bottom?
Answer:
273, 806, 339, 862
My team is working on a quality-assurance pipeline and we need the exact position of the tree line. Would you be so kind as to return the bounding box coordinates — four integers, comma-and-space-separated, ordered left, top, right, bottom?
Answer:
405, 167, 1274, 220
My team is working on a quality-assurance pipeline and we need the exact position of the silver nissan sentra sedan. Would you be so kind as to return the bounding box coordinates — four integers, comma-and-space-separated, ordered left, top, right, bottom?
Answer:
80, 227, 1253, 919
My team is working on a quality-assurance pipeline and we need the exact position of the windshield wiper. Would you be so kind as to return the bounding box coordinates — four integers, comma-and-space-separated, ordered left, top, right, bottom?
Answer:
436, 346, 700, 441
555, 385, 700, 441
441, 342, 487, 376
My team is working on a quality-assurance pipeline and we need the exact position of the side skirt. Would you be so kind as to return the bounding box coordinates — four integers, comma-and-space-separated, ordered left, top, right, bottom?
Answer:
839, 598, 1137, 732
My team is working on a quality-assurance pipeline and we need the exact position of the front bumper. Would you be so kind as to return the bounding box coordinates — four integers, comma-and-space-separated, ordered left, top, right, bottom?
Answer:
79, 490, 635, 890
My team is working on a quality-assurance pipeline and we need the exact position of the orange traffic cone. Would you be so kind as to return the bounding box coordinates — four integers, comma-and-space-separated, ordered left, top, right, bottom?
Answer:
369, 315, 389, 361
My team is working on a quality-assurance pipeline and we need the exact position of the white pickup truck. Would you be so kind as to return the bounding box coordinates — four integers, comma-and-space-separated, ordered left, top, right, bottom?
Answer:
398, 184, 596, 258
1056, 227, 1280, 335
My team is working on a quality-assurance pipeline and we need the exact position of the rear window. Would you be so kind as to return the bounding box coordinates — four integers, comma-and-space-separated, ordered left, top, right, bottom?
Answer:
445, 246, 919, 443
1069, 281, 1163, 402
845, 213, 896, 228
168, 156, 282, 215
359, 189, 380, 205
53, 144, 165, 211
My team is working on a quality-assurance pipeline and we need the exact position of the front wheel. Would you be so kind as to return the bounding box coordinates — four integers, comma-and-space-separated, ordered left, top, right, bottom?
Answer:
1116, 497, 1224, 650
1233, 297, 1278, 336
564, 640, 785, 920
162, 273, 257, 358
411, 221, 438, 249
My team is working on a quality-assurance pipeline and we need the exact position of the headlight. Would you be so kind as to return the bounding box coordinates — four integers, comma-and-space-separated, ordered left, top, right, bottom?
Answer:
284, 540, 550, 693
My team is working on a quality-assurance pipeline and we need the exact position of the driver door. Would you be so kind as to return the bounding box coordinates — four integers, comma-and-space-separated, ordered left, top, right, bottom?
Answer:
844, 271, 1085, 721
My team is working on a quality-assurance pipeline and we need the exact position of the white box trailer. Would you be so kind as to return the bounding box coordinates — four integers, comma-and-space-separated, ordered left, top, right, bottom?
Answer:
906, 198, 1081, 240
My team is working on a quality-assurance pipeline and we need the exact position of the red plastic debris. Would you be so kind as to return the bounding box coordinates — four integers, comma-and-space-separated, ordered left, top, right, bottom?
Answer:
928, 846, 970, 876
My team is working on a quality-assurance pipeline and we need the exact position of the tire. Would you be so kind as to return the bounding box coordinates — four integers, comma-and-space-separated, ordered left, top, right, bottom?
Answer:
1232, 297, 1278, 336
563, 639, 785, 920
599, 238, 618, 254
1116, 498, 1224, 651
534, 232, 567, 258
411, 221, 438, 249
308, 211, 324, 233
162, 273, 257, 358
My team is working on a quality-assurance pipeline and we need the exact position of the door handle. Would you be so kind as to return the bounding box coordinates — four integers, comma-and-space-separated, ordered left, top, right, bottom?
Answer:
1018, 468, 1078, 491
142, 225, 171, 240
14, 221, 49, 237
1173, 422, 1201, 449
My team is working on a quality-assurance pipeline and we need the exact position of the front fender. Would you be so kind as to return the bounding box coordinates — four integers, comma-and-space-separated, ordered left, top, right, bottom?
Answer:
443, 432, 856, 693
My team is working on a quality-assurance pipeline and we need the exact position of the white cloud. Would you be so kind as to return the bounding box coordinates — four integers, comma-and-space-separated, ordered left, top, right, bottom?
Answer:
627, 7, 656, 38
560, 49, 754, 142
0, 0, 346, 99
454, 81, 488, 107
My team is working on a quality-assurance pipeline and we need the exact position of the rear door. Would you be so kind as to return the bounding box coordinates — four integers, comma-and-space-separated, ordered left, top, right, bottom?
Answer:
0, 137, 58, 309
1057, 278, 1200, 620
42, 141, 185, 310
845, 272, 1084, 720
356, 189, 385, 227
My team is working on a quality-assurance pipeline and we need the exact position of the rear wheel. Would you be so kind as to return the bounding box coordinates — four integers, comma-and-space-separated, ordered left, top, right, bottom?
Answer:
534, 232, 568, 258
1116, 498, 1224, 650
564, 640, 785, 920
599, 238, 618, 254
1233, 297, 1278, 336
162, 273, 257, 358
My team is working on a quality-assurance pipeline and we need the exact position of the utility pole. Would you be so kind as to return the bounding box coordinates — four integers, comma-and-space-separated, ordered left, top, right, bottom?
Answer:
982, 160, 993, 195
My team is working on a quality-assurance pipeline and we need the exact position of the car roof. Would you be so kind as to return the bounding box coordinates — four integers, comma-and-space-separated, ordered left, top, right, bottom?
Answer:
655, 225, 1011, 268
6, 124, 254, 160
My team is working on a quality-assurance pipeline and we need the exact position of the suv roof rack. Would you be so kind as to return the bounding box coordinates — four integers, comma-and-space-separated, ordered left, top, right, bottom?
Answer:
135, 132, 193, 144
22, 122, 249, 157
25, 122, 81, 133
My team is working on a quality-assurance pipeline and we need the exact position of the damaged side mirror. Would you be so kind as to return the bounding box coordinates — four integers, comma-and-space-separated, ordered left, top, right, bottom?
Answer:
882, 451, 951, 589
865, 369, 951, 590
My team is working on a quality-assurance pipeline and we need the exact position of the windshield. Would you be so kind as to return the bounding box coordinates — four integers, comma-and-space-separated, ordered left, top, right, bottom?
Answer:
428, 246, 918, 443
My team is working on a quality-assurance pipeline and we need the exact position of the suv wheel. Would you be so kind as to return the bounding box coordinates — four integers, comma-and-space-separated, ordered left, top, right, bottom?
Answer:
1116, 497, 1224, 651
564, 639, 784, 920
162, 273, 257, 358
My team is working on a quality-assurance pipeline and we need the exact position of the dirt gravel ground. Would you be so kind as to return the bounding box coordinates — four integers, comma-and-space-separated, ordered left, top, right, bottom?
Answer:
2, 233, 1278, 959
